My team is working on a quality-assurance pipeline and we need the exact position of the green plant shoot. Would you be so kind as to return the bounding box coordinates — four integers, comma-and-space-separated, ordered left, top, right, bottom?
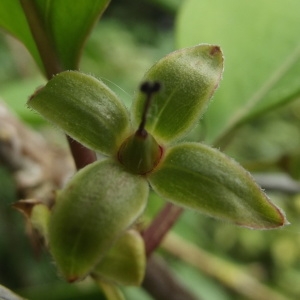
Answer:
27, 44, 288, 282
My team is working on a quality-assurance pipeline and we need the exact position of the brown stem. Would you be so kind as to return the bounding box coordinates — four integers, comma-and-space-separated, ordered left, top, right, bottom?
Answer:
142, 255, 199, 300
142, 203, 183, 257
67, 136, 97, 170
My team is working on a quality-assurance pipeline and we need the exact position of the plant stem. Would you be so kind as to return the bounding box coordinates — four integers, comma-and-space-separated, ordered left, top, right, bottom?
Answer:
67, 136, 97, 169
142, 202, 183, 257
20, 0, 62, 78
142, 255, 199, 300
21, 0, 97, 169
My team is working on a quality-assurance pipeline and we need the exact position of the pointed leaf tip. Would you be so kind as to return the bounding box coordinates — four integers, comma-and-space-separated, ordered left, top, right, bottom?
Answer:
149, 143, 288, 229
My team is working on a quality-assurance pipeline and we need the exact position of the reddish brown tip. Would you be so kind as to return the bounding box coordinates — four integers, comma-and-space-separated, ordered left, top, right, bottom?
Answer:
210, 45, 221, 56
67, 276, 79, 283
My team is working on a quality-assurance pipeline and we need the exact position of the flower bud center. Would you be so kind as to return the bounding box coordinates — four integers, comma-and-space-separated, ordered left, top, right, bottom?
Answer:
118, 81, 163, 174
118, 131, 162, 175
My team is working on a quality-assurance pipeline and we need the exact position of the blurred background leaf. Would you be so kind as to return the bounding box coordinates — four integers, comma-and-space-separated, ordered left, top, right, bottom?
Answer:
177, 0, 300, 144
28, 0, 110, 70
0, 0, 43, 71
0, 0, 110, 74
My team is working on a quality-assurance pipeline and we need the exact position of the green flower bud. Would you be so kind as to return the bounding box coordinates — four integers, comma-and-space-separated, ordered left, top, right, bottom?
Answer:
118, 81, 163, 175
118, 131, 162, 175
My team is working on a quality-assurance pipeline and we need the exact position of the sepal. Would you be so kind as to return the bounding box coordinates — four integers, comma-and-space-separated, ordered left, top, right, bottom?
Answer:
28, 71, 130, 155
92, 230, 146, 286
48, 159, 148, 282
149, 143, 288, 229
131, 44, 224, 144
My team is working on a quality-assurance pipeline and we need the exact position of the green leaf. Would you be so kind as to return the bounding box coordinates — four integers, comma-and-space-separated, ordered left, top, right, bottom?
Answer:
177, 0, 300, 143
131, 44, 224, 144
31, 0, 110, 70
1, 77, 46, 124
0, 0, 43, 71
149, 143, 287, 229
48, 159, 148, 282
28, 71, 130, 156
0, 0, 109, 73
92, 230, 146, 286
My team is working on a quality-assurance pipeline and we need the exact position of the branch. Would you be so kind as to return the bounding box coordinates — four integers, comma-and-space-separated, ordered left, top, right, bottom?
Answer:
142, 255, 199, 300
66, 136, 97, 170
142, 203, 183, 257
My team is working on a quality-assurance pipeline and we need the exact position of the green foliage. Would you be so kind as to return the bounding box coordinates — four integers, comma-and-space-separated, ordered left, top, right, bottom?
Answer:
0, 0, 110, 74
177, 0, 300, 144
131, 45, 224, 144
0, 78, 46, 124
92, 230, 146, 286
29, 44, 286, 269
28, 71, 130, 155
30, 0, 110, 70
48, 159, 148, 281
149, 143, 286, 228
0, 0, 43, 70
1, 0, 300, 299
